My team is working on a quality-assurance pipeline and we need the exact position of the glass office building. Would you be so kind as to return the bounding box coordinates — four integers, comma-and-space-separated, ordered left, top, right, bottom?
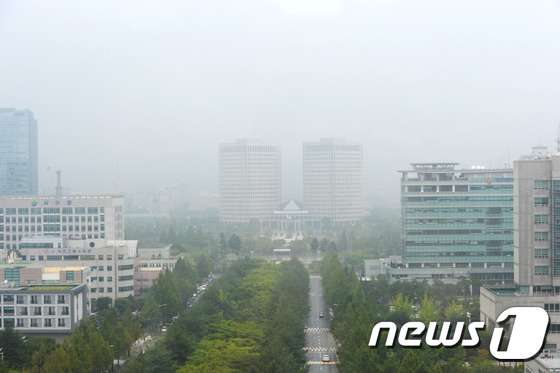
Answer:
389, 163, 514, 284
0, 109, 38, 196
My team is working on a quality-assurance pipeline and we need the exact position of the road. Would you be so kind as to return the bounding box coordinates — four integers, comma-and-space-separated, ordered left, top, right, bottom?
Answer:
306, 275, 339, 373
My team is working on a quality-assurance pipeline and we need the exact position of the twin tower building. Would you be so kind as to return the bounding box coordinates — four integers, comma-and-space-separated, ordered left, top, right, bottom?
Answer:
218, 138, 364, 229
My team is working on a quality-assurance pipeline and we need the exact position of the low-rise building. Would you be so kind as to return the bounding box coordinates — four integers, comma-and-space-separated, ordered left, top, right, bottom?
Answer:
0, 283, 87, 342
135, 245, 182, 295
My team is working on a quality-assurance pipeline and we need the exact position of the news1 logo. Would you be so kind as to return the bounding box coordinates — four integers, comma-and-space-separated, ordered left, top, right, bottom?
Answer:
369, 307, 549, 360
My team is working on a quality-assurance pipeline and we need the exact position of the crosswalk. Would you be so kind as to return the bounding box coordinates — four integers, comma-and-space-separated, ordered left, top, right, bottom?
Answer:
305, 327, 330, 332
307, 361, 338, 365
304, 347, 338, 352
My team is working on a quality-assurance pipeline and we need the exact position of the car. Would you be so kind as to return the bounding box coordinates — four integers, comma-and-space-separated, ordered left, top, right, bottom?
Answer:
161, 327, 167, 333
322, 354, 330, 362
319, 312, 324, 318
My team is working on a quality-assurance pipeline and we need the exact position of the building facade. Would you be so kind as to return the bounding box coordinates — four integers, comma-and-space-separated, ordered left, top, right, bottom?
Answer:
12, 237, 138, 304
303, 138, 363, 223
0, 108, 38, 196
0, 284, 87, 341
219, 139, 281, 224
0, 195, 124, 251
390, 163, 514, 284
480, 156, 560, 371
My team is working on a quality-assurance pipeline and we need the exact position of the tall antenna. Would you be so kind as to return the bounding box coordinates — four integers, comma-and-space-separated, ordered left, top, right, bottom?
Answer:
55, 170, 63, 196
556, 124, 560, 153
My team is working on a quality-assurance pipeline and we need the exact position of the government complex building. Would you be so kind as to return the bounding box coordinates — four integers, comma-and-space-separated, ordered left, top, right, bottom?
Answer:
0, 108, 38, 196
303, 138, 363, 223
481, 154, 560, 372
387, 163, 514, 284
218, 138, 364, 232
219, 139, 281, 224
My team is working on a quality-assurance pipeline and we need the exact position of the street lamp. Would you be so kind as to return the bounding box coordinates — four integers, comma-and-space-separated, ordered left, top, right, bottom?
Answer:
110, 345, 114, 372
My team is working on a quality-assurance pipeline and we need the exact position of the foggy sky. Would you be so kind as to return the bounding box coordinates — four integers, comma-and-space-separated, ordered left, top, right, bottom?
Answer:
1, 0, 560, 206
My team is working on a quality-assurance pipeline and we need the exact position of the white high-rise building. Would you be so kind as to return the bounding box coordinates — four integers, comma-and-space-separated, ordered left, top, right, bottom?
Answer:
219, 139, 281, 224
0, 195, 124, 251
303, 138, 363, 223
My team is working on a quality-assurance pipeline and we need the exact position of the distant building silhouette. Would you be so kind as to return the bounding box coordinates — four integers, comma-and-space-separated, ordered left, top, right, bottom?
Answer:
0, 109, 38, 195
303, 138, 363, 223
219, 139, 281, 225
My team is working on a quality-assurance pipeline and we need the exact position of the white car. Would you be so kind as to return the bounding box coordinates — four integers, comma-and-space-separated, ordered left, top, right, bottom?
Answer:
322, 354, 330, 362
161, 327, 167, 333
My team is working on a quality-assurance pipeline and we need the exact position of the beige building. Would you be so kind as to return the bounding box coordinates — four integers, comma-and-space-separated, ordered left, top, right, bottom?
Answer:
480, 155, 560, 370
303, 138, 363, 223
13, 237, 138, 305
219, 139, 281, 224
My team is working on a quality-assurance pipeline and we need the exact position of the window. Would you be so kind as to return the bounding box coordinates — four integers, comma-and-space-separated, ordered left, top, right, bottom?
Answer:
99, 266, 104, 271
535, 232, 549, 241
535, 197, 549, 206
57, 295, 66, 304
107, 287, 113, 293
535, 266, 550, 275
535, 249, 549, 258
31, 295, 39, 304
107, 276, 112, 282
16, 296, 25, 304
99, 277, 104, 282
107, 266, 112, 271
30, 319, 39, 327
535, 215, 549, 224
61, 307, 69, 315
17, 319, 25, 327
107, 255, 112, 260
58, 318, 66, 327
545, 304, 560, 313
44, 319, 52, 327
535, 180, 549, 189
74, 207, 85, 214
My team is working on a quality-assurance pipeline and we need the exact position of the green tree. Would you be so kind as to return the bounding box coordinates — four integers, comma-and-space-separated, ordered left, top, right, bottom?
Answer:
228, 234, 242, 252
311, 238, 319, 253
140, 296, 162, 330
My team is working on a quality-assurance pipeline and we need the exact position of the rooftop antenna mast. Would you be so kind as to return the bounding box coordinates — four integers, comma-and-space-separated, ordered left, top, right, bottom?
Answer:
556, 123, 560, 153
55, 170, 63, 196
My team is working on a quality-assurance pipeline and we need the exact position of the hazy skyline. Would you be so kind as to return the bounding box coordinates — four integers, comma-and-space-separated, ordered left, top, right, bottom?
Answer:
2, 0, 560, 206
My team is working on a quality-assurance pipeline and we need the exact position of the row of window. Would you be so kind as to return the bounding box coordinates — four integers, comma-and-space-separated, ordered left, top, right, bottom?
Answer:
0, 306, 69, 316
3, 232, 107, 241
1, 295, 67, 304
3, 224, 106, 232
0, 318, 68, 328
1, 207, 105, 215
